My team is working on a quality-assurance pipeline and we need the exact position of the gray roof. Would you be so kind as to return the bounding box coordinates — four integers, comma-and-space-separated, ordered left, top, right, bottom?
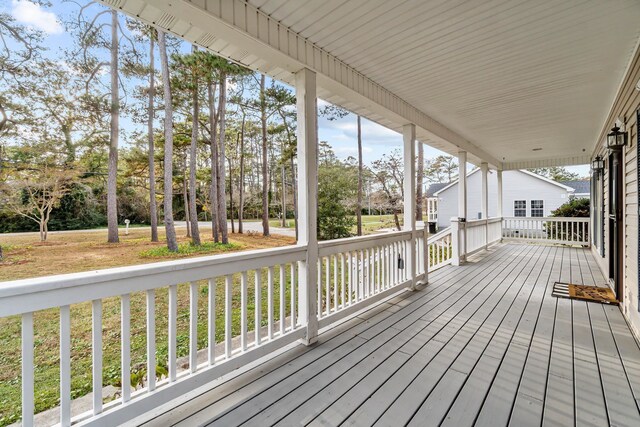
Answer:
560, 180, 590, 194
427, 182, 450, 197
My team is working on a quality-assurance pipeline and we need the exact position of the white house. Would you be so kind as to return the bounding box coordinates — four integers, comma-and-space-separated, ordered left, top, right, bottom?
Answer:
428, 169, 579, 229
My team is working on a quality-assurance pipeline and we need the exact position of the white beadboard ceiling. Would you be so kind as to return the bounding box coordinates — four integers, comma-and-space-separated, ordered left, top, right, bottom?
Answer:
105, 0, 640, 168
247, 0, 640, 167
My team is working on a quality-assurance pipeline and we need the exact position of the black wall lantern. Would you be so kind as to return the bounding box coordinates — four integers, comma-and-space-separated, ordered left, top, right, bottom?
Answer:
591, 156, 604, 174
607, 125, 628, 150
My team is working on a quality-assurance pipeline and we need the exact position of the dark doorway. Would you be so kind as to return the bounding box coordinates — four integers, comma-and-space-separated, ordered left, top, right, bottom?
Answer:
608, 149, 624, 300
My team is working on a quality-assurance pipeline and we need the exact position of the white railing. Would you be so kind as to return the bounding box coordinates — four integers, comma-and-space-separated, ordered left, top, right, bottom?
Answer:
450, 217, 503, 265
1, 246, 307, 427
0, 220, 498, 426
465, 218, 503, 255
316, 230, 413, 329
426, 227, 453, 271
502, 217, 589, 246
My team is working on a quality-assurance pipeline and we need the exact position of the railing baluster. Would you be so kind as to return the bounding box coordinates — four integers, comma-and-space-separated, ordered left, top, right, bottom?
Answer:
91, 300, 102, 414
225, 275, 233, 358
189, 282, 198, 373
340, 253, 345, 308
254, 271, 262, 346
241, 271, 248, 350
290, 263, 296, 330
376, 246, 381, 293
348, 252, 353, 306
121, 293, 131, 402
60, 305, 71, 427
208, 278, 216, 364
168, 284, 177, 382
317, 259, 322, 318
268, 267, 274, 339
146, 290, 156, 390
279, 265, 286, 335
333, 255, 338, 312
325, 256, 330, 313
22, 312, 34, 426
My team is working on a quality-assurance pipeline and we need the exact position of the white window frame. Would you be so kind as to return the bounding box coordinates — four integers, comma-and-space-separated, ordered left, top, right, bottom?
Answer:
531, 200, 544, 217
514, 200, 526, 217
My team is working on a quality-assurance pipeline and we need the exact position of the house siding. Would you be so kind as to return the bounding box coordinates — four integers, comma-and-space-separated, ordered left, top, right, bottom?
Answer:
435, 170, 571, 229
592, 41, 640, 337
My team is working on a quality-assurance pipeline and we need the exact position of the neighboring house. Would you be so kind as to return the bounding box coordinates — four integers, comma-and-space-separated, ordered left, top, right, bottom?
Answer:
561, 180, 591, 199
427, 169, 576, 230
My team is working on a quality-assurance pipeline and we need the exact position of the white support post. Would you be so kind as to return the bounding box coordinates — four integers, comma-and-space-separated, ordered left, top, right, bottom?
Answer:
497, 169, 503, 241
451, 217, 461, 266
403, 124, 417, 290
481, 162, 489, 249
457, 151, 467, 263
295, 68, 318, 346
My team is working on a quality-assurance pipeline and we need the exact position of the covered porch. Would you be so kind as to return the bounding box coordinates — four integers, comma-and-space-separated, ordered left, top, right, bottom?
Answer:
4, 0, 640, 426
137, 243, 640, 427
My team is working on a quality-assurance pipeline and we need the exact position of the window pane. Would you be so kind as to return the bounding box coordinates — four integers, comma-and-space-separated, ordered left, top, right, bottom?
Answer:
514, 200, 526, 217
531, 200, 543, 217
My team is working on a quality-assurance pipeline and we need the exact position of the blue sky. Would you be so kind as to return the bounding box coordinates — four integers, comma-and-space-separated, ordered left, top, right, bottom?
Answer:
4, 0, 589, 177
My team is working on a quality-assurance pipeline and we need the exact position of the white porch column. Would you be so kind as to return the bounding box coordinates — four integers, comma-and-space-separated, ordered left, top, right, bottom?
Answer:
403, 124, 417, 289
497, 169, 503, 241
458, 151, 467, 263
481, 162, 489, 248
295, 68, 318, 345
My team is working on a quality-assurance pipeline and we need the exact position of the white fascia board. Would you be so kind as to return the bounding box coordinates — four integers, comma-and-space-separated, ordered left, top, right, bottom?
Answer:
101, 0, 502, 169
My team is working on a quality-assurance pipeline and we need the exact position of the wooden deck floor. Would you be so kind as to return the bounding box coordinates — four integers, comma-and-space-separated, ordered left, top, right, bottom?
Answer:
141, 243, 640, 427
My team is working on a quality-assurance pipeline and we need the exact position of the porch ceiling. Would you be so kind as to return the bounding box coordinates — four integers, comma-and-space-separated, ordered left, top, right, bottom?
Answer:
248, 0, 640, 168
107, 0, 640, 168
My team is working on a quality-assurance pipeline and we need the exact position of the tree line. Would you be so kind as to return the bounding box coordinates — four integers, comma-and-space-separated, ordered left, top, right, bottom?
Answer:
1, 1, 503, 250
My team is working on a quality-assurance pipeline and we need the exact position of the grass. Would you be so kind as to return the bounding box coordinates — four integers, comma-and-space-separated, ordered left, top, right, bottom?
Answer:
140, 241, 243, 258
0, 227, 295, 426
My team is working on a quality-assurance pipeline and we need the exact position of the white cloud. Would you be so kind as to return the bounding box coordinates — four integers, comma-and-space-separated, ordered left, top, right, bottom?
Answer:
12, 0, 63, 35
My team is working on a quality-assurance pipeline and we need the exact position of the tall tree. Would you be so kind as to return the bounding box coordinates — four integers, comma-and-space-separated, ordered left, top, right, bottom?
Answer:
372, 150, 404, 231
187, 46, 201, 245
147, 29, 159, 242
217, 71, 229, 243
528, 166, 582, 181
158, 30, 178, 251
259, 74, 269, 236
106, 9, 120, 243
425, 155, 457, 183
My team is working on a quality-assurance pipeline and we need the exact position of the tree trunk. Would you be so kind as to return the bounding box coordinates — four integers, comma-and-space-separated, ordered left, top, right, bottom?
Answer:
281, 161, 286, 227
148, 34, 159, 242
260, 74, 270, 236
188, 48, 201, 245
357, 115, 363, 236
208, 82, 220, 242
291, 155, 298, 241
228, 156, 234, 234
183, 166, 191, 238
238, 113, 245, 233
107, 10, 120, 243
393, 207, 401, 231
158, 31, 178, 252
217, 73, 228, 244
62, 124, 75, 166
416, 140, 424, 221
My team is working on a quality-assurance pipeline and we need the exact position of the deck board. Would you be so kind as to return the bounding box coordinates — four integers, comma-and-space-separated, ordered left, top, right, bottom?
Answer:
141, 243, 640, 427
